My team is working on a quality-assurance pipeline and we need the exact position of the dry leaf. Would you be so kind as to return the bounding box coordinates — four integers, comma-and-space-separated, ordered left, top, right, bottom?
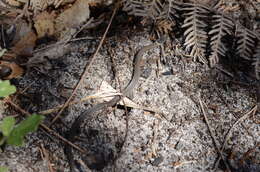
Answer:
12, 31, 37, 56
34, 11, 56, 38
26, 44, 72, 68
94, 81, 162, 114
55, 0, 90, 28
11, 20, 36, 56
55, 0, 90, 38
11, 21, 32, 44
0, 61, 24, 79
5, 0, 22, 7
96, 81, 140, 108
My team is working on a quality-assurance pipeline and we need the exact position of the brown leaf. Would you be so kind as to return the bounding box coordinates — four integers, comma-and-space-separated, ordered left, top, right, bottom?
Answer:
5, 0, 22, 7
34, 11, 56, 38
0, 61, 24, 79
12, 21, 32, 44
55, 0, 90, 38
11, 31, 37, 56
27, 44, 73, 68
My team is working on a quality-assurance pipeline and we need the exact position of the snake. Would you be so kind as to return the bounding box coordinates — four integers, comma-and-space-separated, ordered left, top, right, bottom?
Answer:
64, 38, 165, 172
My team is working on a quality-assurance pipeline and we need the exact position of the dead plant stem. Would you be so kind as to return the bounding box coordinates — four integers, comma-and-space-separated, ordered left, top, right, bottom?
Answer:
214, 105, 257, 170
198, 97, 231, 172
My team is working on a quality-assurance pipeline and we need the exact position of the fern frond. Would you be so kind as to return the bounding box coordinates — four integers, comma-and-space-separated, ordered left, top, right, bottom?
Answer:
182, 3, 209, 64
163, 0, 182, 21
146, 0, 165, 18
122, 0, 147, 17
208, 14, 234, 66
122, 0, 165, 19
253, 40, 260, 80
236, 25, 257, 60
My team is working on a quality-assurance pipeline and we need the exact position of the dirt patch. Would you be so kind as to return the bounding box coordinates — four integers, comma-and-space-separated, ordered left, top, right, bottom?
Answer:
1, 31, 259, 171
0, 0, 260, 172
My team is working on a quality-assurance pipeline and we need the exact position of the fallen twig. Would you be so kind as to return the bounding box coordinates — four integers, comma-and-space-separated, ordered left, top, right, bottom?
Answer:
198, 96, 231, 171
39, 94, 100, 114
214, 105, 257, 170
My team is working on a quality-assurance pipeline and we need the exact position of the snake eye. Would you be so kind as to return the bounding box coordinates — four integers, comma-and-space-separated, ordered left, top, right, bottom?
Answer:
0, 65, 12, 79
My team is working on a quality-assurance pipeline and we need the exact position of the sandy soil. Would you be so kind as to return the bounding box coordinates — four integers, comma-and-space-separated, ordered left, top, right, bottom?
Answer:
0, 31, 259, 172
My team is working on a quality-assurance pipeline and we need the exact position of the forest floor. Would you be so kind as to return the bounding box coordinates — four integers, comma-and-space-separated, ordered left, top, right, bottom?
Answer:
0, 0, 259, 172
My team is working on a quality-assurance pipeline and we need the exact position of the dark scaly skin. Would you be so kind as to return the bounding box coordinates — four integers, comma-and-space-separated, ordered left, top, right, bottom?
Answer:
65, 40, 164, 172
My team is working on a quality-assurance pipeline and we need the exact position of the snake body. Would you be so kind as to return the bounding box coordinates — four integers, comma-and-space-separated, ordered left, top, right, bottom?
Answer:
65, 40, 164, 171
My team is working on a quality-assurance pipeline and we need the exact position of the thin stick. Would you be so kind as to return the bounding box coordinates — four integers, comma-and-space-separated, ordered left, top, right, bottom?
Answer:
6, 99, 86, 153
33, 36, 98, 53
214, 105, 257, 170
39, 95, 98, 114
198, 97, 231, 171
40, 144, 54, 172
50, 6, 118, 125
